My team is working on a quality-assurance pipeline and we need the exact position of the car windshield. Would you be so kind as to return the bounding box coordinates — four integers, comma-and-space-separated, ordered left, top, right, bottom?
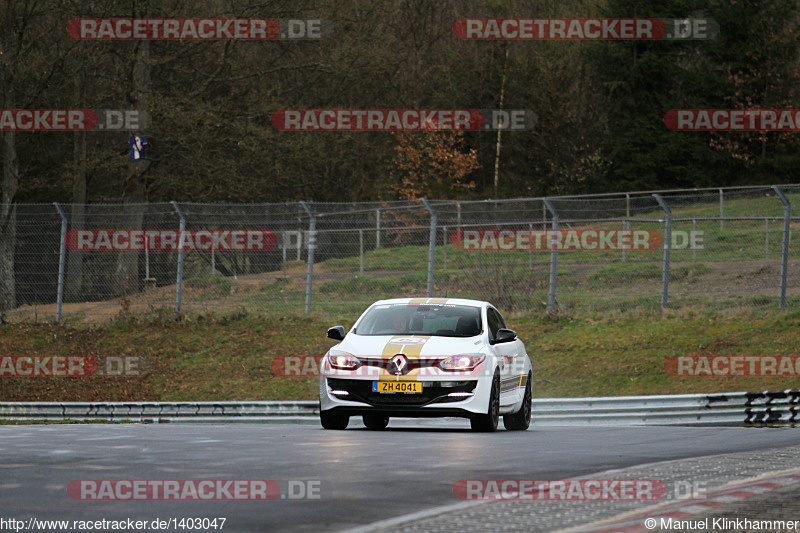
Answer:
355, 304, 482, 337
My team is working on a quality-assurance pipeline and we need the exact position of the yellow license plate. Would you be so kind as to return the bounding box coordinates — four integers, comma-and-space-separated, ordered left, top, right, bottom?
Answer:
372, 381, 423, 394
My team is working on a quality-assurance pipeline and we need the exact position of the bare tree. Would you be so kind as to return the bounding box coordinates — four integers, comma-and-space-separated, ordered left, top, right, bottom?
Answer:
0, 1, 20, 313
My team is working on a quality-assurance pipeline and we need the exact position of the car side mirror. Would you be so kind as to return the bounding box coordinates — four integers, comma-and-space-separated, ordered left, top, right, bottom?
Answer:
327, 326, 346, 341
493, 328, 516, 344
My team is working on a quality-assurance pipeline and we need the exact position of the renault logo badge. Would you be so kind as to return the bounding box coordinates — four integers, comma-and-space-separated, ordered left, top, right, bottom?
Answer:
389, 354, 409, 375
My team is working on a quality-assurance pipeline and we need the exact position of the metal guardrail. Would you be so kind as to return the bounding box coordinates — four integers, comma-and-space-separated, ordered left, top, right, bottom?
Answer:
534, 390, 800, 426
1, 390, 798, 426
0, 401, 319, 423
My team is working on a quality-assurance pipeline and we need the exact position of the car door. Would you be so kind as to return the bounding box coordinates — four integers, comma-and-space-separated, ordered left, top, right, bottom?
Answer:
486, 307, 520, 407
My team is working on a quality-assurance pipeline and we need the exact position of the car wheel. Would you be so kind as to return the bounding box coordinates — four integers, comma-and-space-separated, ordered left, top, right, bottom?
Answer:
503, 371, 532, 431
471, 371, 500, 432
362, 414, 389, 430
320, 410, 349, 430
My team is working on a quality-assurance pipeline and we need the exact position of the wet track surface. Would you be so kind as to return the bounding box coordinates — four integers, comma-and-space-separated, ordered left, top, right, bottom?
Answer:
2, 420, 800, 532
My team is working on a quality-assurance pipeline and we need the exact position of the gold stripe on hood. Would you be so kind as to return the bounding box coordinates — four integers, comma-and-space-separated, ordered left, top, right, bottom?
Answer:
379, 335, 430, 380
408, 297, 450, 305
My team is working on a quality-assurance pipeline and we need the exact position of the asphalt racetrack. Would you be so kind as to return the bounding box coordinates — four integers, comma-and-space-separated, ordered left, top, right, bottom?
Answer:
2, 420, 800, 532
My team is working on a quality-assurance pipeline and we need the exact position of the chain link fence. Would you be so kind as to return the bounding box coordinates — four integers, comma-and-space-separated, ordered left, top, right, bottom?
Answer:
1, 184, 798, 323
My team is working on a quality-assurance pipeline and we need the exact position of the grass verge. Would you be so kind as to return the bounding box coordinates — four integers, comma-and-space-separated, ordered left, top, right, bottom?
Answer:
1, 308, 799, 402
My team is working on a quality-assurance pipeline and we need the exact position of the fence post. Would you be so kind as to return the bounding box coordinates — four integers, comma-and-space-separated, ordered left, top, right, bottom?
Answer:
420, 198, 436, 297
359, 229, 364, 275
653, 194, 672, 309
296, 217, 302, 261
375, 209, 381, 249
765, 218, 770, 266
772, 186, 791, 309
53, 203, 67, 323
442, 226, 448, 270
145, 233, 150, 280
719, 188, 724, 231
542, 198, 558, 313
300, 201, 316, 314
528, 222, 533, 270
626, 193, 630, 219
622, 220, 628, 264
282, 232, 287, 275
623, 193, 630, 264
692, 219, 697, 264
170, 201, 186, 318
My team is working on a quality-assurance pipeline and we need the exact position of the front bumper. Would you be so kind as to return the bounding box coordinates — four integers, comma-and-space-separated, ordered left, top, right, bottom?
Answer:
320, 376, 491, 417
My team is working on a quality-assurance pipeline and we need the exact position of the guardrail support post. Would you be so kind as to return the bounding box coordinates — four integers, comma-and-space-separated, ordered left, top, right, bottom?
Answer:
543, 198, 558, 313
53, 203, 67, 323
653, 194, 672, 309
772, 186, 791, 309
300, 201, 316, 314
420, 198, 436, 297
170, 201, 186, 319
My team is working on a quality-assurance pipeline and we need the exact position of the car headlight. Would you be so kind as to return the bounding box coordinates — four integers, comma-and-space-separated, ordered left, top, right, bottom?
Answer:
327, 350, 361, 370
439, 354, 484, 372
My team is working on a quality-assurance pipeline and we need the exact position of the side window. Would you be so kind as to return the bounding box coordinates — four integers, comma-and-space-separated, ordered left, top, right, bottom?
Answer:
487, 308, 501, 340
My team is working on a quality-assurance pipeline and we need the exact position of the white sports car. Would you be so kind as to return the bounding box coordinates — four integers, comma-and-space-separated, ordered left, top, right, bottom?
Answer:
319, 298, 532, 431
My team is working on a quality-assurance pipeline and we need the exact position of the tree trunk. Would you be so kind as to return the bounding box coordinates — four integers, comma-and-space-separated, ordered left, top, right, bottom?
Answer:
117, 7, 151, 297
67, 43, 87, 300
0, 2, 19, 313
0, 134, 17, 312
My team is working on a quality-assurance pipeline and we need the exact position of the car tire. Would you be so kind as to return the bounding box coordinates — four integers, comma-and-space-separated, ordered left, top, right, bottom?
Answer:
471, 371, 500, 432
320, 410, 349, 430
503, 371, 532, 431
362, 414, 389, 430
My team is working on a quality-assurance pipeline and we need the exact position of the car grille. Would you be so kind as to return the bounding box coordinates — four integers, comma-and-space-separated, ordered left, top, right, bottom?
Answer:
327, 378, 477, 406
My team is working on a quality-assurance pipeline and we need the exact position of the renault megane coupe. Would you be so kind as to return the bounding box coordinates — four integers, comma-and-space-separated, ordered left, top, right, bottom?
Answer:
319, 298, 533, 432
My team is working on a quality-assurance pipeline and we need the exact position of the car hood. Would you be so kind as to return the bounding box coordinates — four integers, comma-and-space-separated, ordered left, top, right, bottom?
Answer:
335, 334, 486, 357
